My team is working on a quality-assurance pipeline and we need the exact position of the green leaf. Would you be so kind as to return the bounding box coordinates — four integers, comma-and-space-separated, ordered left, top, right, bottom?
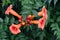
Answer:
2, 0, 6, 7
4, 16, 9, 24
44, 0, 47, 3
57, 16, 60, 22
34, 1, 43, 9
32, 10, 38, 17
21, 10, 31, 15
22, 14, 26, 21
26, 26, 29, 32
0, 18, 3, 23
50, 23, 60, 39
54, 0, 58, 6
10, 35, 15, 40
51, 27, 57, 30
51, 23, 57, 27
0, 31, 8, 40
48, 0, 52, 5
18, 33, 26, 38
3, 24, 7, 31
29, 0, 34, 4
50, 19, 54, 22
2, 0, 11, 7
6, 0, 11, 3
0, 23, 3, 30
22, 5, 32, 10
54, 31, 57, 35
9, 16, 15, 24
36, 1, 43, 7
15, 33, 28, 40
57, 31, 60, 39
21, 0, 29, 5
50, 23, 59, 33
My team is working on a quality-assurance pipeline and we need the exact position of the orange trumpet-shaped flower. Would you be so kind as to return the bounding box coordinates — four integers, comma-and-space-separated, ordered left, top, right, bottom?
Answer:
9, 22, 25, 34
38, 6, 48, 19
38, 18, 46, 30
9, 24, 21, 34
5, 5, 22, 22
30, 17, 46, 30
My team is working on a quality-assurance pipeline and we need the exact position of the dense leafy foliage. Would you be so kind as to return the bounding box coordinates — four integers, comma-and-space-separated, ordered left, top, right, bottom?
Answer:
0, 0, 60, 40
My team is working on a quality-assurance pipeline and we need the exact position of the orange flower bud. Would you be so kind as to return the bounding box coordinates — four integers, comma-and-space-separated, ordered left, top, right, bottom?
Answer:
27, 15, 35, 19
38, 12, 43, 16
26, 15, 35, 25
21, 22, 25, 26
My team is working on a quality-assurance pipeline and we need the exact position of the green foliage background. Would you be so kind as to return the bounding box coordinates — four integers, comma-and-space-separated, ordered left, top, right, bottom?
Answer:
0, 0, 60, 40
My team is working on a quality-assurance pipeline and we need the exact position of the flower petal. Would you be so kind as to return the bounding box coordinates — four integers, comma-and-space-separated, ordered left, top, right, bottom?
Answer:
42, 6, 48, 19
5, 5, 12, 15
9, 24, 21, 34
38, 18, 46, 30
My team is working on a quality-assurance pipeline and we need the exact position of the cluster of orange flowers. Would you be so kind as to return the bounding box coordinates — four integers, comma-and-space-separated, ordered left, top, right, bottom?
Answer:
5, 5, 48, 34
